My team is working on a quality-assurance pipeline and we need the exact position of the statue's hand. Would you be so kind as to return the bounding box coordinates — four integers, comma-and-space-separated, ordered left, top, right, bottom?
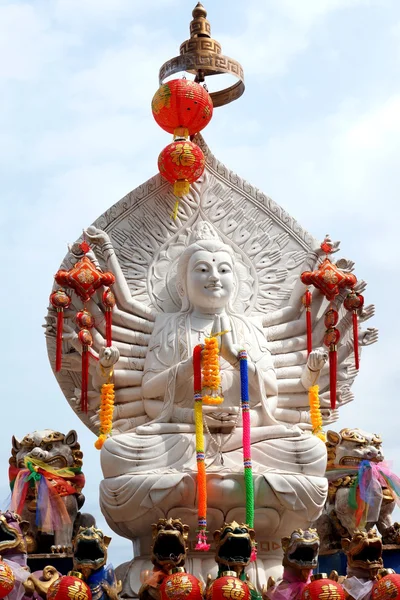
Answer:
307, 348, 328, 373
312, 235, 340, 256
99, 346, 120, 368
359, 327, 379, 346
85, 226, 111, 246
218, 314, 243, 367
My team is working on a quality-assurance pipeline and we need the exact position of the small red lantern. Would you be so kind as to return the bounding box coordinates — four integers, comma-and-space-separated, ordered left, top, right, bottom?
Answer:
207, 575, 250, 600
152, 79, 213, 137
47, 574, 92, 600
372, 574, 400, 600
50, 289, 72, 372
158, 140, 205, 198
160, 570, 202, 600
0, 560, 15, 599
302, 576, 345, 600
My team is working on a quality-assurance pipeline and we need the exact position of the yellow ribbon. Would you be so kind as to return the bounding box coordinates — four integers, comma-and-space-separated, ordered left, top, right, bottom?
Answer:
23, 456, 77, 478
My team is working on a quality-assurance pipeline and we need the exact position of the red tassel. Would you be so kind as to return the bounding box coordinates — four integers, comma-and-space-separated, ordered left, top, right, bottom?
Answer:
329, 347, 337, 410
55, 309, 63, 372
353, 311, 359, 370
105, 309, 112, 347
81, 348, 89, 413
306, 309, 312, 356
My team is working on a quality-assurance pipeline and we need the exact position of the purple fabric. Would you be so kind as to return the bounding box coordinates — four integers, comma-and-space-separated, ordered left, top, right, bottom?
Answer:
266, 568, 312, 600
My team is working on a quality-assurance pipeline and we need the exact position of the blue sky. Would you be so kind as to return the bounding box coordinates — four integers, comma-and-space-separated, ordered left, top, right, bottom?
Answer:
1, 0, 400, 565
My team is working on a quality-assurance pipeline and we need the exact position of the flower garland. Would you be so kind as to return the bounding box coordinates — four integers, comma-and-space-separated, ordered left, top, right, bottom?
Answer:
202, 336, 224, 405
95, 377, 115, 450
308, 385, 326, 442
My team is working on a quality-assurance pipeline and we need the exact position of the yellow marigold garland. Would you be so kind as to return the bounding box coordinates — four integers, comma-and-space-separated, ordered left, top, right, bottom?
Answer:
202, 336, 223, 405
95, 380, 115, 450
309, 384, 326, 442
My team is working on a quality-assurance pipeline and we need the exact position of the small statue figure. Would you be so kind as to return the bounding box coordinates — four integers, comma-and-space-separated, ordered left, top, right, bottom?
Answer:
0, 511, 31, 600
9, 430, 88, 553
208, 522, 260, 600
138, 518, 189, 600
23, 566, 60, 600
341, 529, 383, 600
72, 526, 121, 600
264, 529, 319, 600
316, 428, 400, 551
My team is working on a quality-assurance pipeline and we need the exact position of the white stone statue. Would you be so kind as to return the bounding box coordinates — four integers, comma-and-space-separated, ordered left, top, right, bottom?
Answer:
45, 136, 377, 596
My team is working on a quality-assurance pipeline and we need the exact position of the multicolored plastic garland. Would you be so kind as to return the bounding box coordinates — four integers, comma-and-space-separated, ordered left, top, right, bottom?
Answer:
239, 350, 255, 530
193, 341, 256, 552
308, 385, 326, 442
202, 336, 224, 405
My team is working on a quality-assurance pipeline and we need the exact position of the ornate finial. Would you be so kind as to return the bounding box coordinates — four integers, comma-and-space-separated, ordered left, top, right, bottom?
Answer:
159, 4, 245, 108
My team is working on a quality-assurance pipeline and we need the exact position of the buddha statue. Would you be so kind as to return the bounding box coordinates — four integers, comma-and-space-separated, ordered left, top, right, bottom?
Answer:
48, 155, 377, 594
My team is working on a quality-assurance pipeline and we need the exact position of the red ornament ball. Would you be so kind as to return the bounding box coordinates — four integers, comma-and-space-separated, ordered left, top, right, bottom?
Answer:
47, 575, 92, 600
160, 571, 203, 600
50, 289, 72, 310
344, 291, 364, 312
302, 578, 345, 600
372, 574, 400, 600
323, 327, 340, 348
103, 288, 116, 309
324, 309, 339, 328
76, 310, 95, 330
78, 329, 93, 347
0, 561, 15, 599
152, 79, 213, 136
158, 140, 205, 197
207, 575, 250, 600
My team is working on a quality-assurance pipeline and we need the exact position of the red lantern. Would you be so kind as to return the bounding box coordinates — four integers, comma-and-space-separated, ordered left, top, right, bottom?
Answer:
160, 570, 203, 600
103, 288, 116, 347
302, 576, 345, 600
50, 289, 71, 372
322, 309, 340, 410
344, 290, 364, 370
0, 560, 15, 599
77, 328, 93, 414
47, 574, 92, 600
152, 79, 213, 137
207, 575, 250, 600
372, 574, 400, 600
158, 140, 205, 198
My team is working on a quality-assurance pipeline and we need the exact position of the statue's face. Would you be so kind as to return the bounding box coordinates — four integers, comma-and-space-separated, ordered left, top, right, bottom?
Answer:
187, 249, 234, 311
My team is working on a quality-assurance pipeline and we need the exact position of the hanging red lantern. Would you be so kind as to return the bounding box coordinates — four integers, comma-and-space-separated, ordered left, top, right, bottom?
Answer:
302, 575, 345, 600
0, 560, 15, 599
302, 289, 312, 355
50, 289, 72, 372
344, 290, 364, 370
152, 79, 213, 137
158, 140, 205, 198
77, 328, 93, 414
55, 256, 115, 303
160, 570, 203, 600
372, 573, 400, 600
47, 573, 92, 600
103, 288, 116, 348
207, 574, 250, 600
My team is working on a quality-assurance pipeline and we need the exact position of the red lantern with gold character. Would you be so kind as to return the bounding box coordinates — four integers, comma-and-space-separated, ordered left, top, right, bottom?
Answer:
0, 560, 15, 599
207, 574, 250, 600
372, 573, 400, 600
160, 569, 202, 600
158, 140, 205, 198
302, 575, 345, 600
152, 79, 213, 137
47, 574, 92, 600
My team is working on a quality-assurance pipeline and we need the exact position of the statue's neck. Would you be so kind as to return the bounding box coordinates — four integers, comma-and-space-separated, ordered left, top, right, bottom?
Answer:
191, 308, 226, 319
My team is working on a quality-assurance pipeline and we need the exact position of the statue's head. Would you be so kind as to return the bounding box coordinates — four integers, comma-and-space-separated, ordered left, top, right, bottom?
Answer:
176, 222, 236, 313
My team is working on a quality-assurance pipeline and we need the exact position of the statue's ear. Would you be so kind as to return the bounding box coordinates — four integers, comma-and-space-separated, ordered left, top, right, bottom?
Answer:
281, 537, 290, 553
341, 538, 351, 553
103, 535, 112, 548
326, 431, 341, 446
12, 436, 21, 453
64, 430, 78, 447
214, 530, 221, 543
182, 524, 190, 540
